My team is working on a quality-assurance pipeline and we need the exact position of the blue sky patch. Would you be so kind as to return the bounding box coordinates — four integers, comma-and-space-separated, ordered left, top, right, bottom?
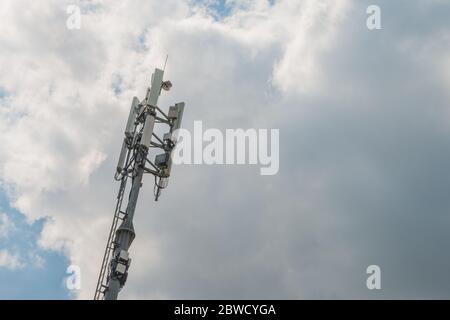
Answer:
0, 191, 71, 299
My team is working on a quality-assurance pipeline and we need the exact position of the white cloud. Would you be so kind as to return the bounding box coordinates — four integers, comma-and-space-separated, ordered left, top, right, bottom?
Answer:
0, 213, 15, 238
0, 249, 24, 270
272, 0, 350, 95
28, 251, 46, 269
0, 0, 450, 299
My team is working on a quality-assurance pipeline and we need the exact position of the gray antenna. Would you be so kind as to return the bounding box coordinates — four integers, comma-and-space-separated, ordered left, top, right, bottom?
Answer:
163, 54, 168, 71
94, 67, 186, 300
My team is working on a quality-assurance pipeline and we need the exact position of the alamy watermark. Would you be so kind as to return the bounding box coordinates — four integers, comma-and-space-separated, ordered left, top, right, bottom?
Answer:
366, 5, 382, 30
66, 264, 81, 291
366, 265, 381, 290
66, 5, 81, 30
172, 121, 279, 176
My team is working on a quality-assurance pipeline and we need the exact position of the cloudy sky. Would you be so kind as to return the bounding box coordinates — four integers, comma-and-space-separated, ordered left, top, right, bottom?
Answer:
1, 0, 450, 299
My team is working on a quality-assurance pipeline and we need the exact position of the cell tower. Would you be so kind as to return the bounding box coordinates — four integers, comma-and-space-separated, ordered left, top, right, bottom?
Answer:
94, 68, 185, 300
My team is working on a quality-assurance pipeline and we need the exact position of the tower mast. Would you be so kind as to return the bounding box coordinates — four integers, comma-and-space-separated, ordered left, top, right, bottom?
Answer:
94, 68, 185, 300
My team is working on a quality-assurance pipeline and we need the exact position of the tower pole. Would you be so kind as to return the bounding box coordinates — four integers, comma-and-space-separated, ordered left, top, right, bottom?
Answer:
104, 144, 148, 300
103, 70, 161, 300
94, 67, 184, 300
